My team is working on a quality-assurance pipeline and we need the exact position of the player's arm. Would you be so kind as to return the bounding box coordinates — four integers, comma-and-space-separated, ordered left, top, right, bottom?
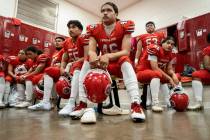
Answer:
60, 52, 69, 74
135, 39, 143, 65
203, 55, 210, 71
88, 36, 98, 62
166, 62, 179, 85
23, 63, 46, 78
7, 64, 15, 78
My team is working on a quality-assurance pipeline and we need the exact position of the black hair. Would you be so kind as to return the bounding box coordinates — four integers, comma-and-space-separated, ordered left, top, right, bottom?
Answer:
55, 36, 65, 41
101, 2, 119, 16
25, 46, 38, 54
146, 21, 155, 27
207, 33, 210, 44
37, 49, 43, 55
161, 36, 176, 45
67, 20, 83, 31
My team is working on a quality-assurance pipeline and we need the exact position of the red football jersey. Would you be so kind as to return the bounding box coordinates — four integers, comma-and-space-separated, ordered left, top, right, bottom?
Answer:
203, 46, 210, 56
7, 56, 33, 75
31, 54, 51, 72
63, 34, 88, 62
86, 20, 135, 55
136, 32, 165, 49
51, 48, 64, 66
137, 44, 173, 71
0, 55, 6, 72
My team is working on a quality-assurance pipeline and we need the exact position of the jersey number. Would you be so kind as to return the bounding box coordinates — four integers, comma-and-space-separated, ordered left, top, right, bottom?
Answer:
102, 43, 118, 53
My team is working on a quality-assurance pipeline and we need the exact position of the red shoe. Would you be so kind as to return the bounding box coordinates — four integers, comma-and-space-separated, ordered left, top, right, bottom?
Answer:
69, 101, 87, 119
131, 102, 146, 122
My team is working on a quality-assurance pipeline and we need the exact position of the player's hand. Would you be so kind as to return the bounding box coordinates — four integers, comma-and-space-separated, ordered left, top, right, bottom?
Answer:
89, 59, 100, 69
169, 78, 176, 87
99, 54, 110, 70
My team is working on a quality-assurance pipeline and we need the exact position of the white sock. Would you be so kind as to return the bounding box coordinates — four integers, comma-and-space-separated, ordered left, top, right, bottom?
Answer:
4, 81, 10, 103
150, 78, 160, 105
121, 62, 140, 104
16, 83, 25, 101
68, 70, 80, 104
25, 80, 33, 101
0, 77, 5, 103
160, 84, 170, 104
43, 74, 54, 103
192, 80, 203, 102
78, 61, 90, 103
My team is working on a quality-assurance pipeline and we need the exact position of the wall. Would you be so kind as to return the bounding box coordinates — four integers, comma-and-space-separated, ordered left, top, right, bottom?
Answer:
0, 0, 99, 36
0, 0, 17, 17
56, 0, 99, 36
119, 0, 210, 36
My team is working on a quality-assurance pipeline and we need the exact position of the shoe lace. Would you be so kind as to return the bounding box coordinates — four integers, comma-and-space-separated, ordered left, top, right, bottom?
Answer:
131, 102, 142, 113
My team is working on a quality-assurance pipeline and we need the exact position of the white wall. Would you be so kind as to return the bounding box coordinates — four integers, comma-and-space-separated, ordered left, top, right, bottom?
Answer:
56, 0, 99, 36
0, 0, 99, 36
119, 0, 210, 36
0, 0, 17, 17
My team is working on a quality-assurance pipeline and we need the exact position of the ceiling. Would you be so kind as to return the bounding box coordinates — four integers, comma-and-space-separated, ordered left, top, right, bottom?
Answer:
66, 0, 141, 17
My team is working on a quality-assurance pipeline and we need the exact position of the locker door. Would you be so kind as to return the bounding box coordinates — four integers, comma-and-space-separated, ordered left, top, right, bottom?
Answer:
2, 18, 20, 56
0, 16, 4, 55
43, 32, 54, 56
177, 19, 189, 52
31, 26, 44, 51
18, 24, 32, 51
191, 14, 209, 51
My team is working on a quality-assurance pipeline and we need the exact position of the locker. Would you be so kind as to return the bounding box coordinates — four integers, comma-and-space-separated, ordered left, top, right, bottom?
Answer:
0, 16, 4, 55
2, 17, 21, 56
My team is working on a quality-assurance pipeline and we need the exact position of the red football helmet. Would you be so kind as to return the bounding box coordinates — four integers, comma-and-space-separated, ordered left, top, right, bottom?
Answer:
34, 79, 44, 100
170, 86, 189, 112
83, 69, 112, 103
55, 75, 72, 99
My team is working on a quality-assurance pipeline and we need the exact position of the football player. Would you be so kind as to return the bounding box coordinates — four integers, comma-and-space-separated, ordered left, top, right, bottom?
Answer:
187, 33, 210, 110
135, 21, 165, 65
0, 55, 6, 108
15, 46, 50, 108
28, 20, 88, 112
2, 50, 33, 107
70, 2, 146, 123
136, 36, 179, 112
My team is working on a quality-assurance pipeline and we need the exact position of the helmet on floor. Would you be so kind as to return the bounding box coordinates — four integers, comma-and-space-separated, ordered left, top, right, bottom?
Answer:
83, 69, 112, 103
55, 75, 72, 99
170, 86, 189, 112
34, 79, 44, 100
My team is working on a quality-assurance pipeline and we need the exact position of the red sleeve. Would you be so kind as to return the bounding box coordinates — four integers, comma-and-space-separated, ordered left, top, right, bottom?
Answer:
121, 20, 135, 34
37, 54, 51, 65
0, 55, 4, 62
147, 44, 159, 56
86, 24, 98, 37
203, 46, 210, 56
62, 38, 70, 51
79, 34, 89, 47
7, 56, 19, 66
136, 34, 145, 43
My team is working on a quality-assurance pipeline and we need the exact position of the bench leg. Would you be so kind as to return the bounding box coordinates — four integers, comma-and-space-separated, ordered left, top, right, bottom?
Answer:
57, 96, 61, 109
112, 79, 120, 108
141, 84, 148, 109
